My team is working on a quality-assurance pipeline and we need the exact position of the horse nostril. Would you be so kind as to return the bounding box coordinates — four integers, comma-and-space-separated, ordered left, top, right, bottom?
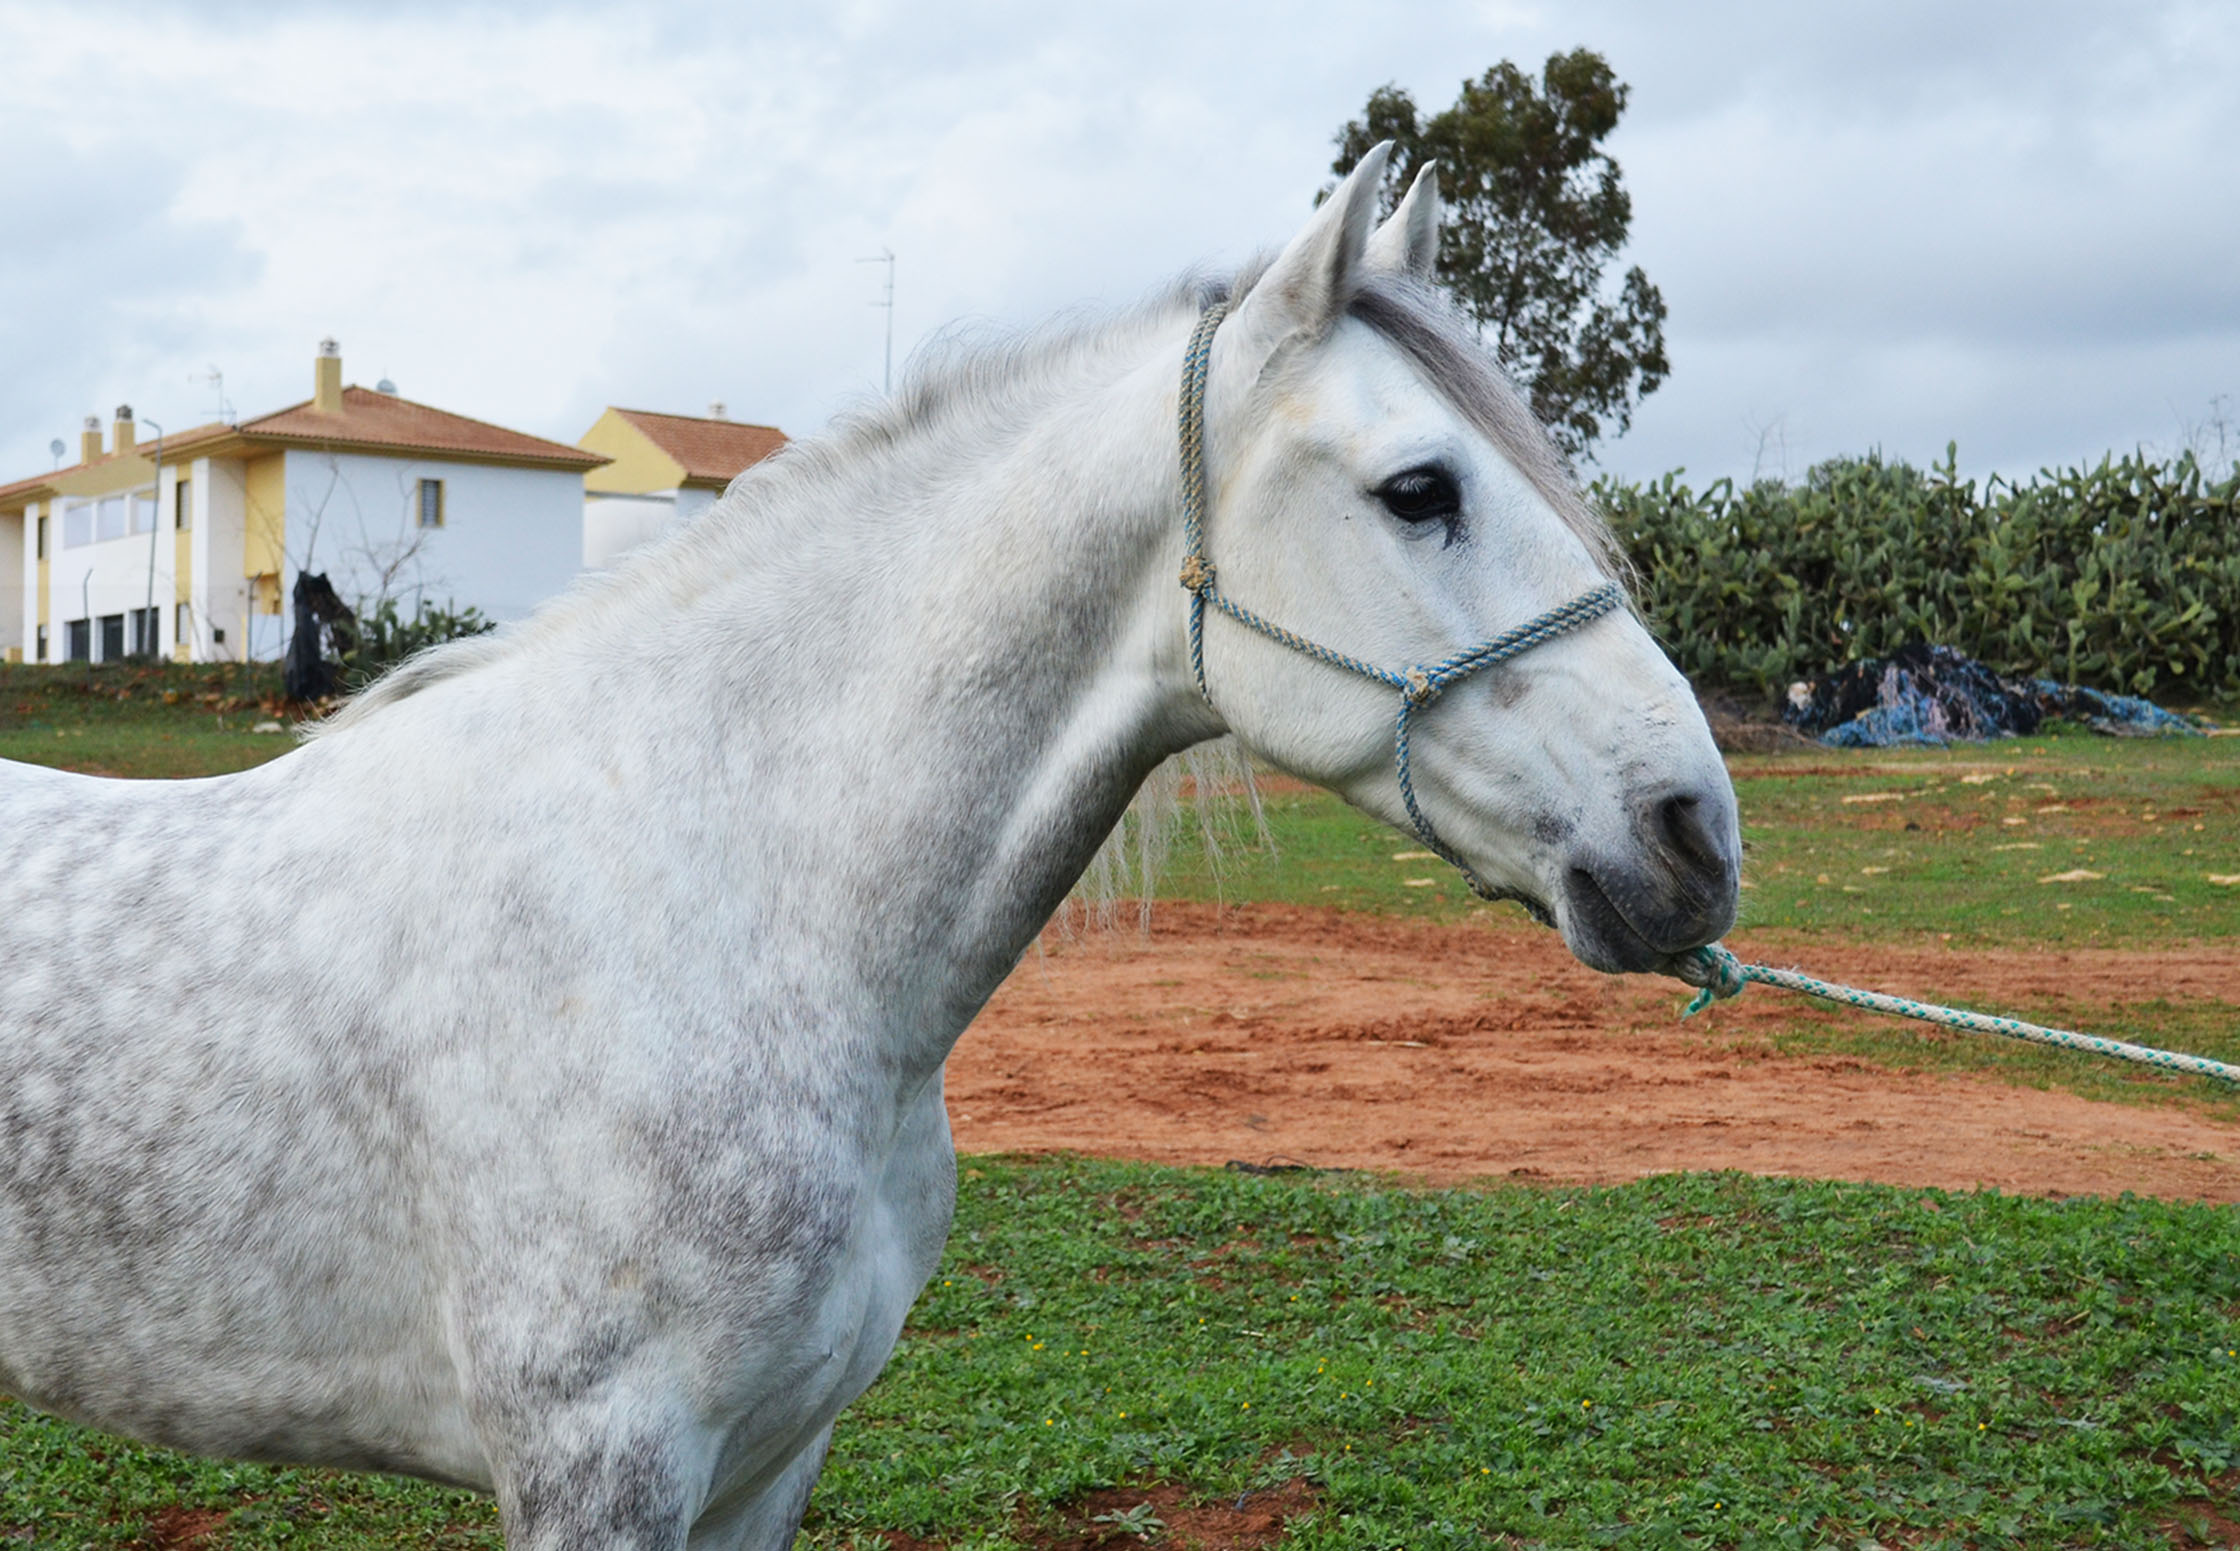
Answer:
1653, 791, 1727, 875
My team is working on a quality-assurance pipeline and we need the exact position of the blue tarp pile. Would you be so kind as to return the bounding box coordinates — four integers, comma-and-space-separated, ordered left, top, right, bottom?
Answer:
1783, 643, 2201, 747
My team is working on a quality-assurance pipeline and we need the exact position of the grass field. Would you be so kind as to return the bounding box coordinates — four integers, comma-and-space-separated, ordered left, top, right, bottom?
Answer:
1153, 729, 2240, 951
0, 662, 298, 780
1, 663, 2236, 1547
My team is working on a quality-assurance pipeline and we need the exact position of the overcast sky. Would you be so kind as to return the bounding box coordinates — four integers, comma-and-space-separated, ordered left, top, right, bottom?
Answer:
3, 0, 2235, 491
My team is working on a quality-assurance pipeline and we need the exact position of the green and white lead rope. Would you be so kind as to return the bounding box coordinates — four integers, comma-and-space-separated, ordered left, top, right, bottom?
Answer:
1173, 302, 2236, 1091
1672, 944, 2239, 1087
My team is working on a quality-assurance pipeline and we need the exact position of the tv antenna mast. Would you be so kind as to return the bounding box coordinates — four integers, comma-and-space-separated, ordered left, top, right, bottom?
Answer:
197, 365, 236, 424
856, 247, 895, 395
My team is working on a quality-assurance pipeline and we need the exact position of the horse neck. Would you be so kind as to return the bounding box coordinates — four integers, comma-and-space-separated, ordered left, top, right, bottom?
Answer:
584, 322, 1217, 1051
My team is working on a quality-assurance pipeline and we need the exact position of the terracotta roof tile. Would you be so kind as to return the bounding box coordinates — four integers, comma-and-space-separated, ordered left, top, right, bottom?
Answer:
612, 409, 787, 485
0, 421, 233, 505
237, 387, 607, 469
0, 471, 55, 506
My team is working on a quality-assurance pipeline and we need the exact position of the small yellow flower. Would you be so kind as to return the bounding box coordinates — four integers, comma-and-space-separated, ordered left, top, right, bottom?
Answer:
1044, 1418, 1053, 1426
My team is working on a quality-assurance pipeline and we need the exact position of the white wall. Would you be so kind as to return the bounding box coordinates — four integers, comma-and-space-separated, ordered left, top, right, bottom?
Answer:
287, 450, 584, 628
48, 487, 172, 661
1, 508, 22, 659
584, 491, 673, 569
582, 485, 719, 570
192, 457, 250, 663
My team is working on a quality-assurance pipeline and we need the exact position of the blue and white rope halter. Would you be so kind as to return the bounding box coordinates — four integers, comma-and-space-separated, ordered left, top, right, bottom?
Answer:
1173, 302, 2236, 1088
1175, 301, 1622, 912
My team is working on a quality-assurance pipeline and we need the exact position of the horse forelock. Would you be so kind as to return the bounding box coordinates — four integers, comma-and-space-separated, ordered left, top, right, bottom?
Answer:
1340, 276, 1624, 581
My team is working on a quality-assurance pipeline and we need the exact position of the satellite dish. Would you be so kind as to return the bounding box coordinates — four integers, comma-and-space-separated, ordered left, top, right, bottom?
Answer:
375, 378, 398, 395
49, 438, 65, 465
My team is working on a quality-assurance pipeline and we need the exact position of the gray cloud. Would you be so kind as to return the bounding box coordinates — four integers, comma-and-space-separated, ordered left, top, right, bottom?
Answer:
0, 128, 259, 460
0, 0, 2232, 492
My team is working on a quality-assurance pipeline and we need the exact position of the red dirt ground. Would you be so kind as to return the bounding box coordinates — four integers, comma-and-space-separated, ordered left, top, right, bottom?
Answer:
951, 904, 2240, 1202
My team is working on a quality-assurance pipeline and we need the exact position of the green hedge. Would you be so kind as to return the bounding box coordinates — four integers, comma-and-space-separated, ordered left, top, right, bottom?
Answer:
1597, 448, 2240, 702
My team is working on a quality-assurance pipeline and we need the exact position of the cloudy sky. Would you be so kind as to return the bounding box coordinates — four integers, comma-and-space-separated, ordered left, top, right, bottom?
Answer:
3, 0, 2234, 490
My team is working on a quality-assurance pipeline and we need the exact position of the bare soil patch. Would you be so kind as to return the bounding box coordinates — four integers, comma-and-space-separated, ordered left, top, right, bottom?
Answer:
952, 905, 2240, 1202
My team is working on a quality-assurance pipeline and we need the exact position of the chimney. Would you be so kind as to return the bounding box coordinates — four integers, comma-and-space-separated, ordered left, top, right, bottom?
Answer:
112, 404, 136, 455
315, 337, 344, 413
80, 415, 103, 465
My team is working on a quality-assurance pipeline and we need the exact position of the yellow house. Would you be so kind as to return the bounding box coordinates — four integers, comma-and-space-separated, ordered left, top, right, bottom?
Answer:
578, 406, 786, 568
2, 340, 608, 664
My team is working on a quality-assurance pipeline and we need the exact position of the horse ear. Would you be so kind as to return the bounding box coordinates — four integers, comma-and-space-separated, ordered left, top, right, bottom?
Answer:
1224, 141, 1392, 367
1364, 162, 1440, 279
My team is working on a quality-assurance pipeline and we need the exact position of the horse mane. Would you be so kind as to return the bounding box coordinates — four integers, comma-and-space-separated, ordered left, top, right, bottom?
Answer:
313, 258, 1615, 738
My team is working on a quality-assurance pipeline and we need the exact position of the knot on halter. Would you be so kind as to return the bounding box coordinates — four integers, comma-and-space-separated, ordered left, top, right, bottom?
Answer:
1179, 555, 1217, 595
1403, 667, 1439, 706
1675, 942, 1747, 1017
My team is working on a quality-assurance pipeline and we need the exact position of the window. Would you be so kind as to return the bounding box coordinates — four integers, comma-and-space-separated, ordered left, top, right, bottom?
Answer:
175, 480, 192, 530
35, 624, 47, 663
130, 488, 157, 535
97, 496, 127, 543
65, 619, 90, 662
131, 606, 160, 658
98, 614, 125, 661
416, 477, 444, 529
63, 501, 91, 548
35, 514, 45, 559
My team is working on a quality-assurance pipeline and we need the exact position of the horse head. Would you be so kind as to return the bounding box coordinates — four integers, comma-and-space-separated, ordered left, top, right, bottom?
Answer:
1188, 144, 1739, 975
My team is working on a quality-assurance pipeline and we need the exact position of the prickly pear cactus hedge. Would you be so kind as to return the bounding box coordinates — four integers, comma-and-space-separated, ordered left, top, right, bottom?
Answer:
1598, 448, 2240, 702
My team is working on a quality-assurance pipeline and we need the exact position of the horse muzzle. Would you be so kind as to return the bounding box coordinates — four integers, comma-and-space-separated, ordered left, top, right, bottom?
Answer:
1556, 786, 1741, 974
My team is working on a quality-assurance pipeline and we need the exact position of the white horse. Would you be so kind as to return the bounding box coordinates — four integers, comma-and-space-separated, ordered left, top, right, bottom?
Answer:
0, 147, 1737, 1548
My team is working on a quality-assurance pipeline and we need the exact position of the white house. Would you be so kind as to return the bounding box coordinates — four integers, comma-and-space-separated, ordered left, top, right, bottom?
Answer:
577, 406, 786, 569
1, 341, 608, 664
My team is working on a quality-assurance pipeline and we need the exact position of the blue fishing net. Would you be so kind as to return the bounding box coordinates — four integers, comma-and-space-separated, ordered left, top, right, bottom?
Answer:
1783, 643, 2200, 746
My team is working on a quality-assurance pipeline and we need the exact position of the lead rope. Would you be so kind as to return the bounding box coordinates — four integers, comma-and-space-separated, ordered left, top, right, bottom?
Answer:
1673, 944, 2238, 1085
1176, 302, 1621, 911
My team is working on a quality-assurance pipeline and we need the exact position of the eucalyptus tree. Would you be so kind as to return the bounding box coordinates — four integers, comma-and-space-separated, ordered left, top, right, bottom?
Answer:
1333, 49, 1669, 461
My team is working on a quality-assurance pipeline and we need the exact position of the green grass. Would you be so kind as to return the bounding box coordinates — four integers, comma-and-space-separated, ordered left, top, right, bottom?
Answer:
3, 671, 2237, 1546
5, 1162, 2236, 1549
0, 662, 305, 779
1155, 728, 2239, 950
1721, 727, 2240, 950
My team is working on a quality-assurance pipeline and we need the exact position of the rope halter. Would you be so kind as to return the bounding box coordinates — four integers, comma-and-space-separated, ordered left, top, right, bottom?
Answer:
1176, 301, 1624, 909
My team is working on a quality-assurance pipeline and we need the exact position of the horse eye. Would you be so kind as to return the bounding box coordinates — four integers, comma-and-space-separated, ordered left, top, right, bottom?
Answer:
1374, 467, 1462, 525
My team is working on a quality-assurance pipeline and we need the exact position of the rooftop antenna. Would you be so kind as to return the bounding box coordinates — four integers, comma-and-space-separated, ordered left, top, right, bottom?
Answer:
197, 365, 235, 424
856, 246, 895, 395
